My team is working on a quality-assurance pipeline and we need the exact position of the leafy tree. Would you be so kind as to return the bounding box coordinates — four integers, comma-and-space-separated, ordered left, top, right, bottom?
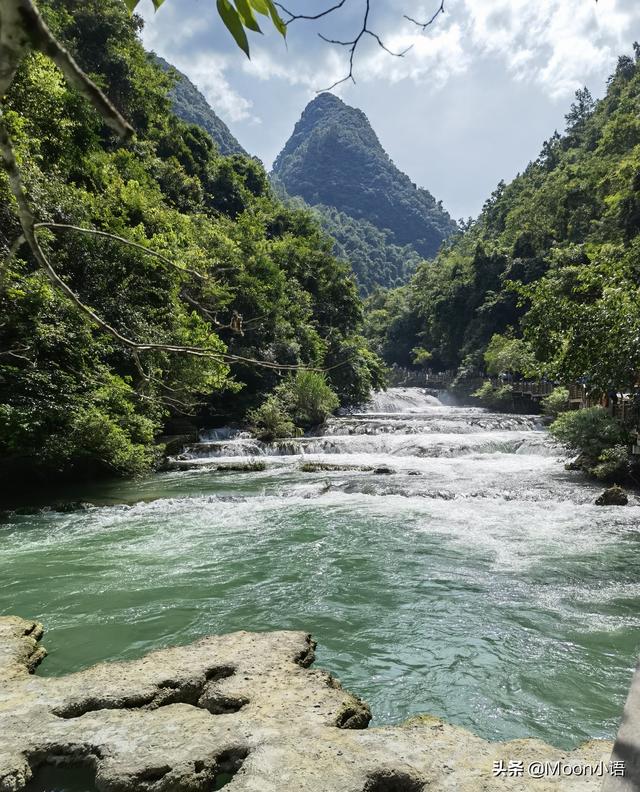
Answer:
483, 333, 536, 377
541, 387, 570, 417
550, 407, 628, 470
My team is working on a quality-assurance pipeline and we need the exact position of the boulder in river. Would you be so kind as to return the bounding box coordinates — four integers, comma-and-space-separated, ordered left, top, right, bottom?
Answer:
595, 485, 628, 506
0, 615, 612, 791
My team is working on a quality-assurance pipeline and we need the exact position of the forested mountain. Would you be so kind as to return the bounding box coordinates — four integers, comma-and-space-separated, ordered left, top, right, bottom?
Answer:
0, 0, 383, 487
271, 93, 456, 262
271, 177, 422, 293
312, 205, 422, 293
368, 49, 640, 394
154, 56, 247, 156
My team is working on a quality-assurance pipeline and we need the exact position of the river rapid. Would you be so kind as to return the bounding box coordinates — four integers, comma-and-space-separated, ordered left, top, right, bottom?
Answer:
2, 388, 640, 751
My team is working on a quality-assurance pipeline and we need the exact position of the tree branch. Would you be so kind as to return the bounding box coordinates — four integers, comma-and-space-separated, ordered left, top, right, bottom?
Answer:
9, 0, 134, 138
317, 0, 413, 92
274, 0, 347, 25
35, 222, 207, 282
404, 1, 445, 30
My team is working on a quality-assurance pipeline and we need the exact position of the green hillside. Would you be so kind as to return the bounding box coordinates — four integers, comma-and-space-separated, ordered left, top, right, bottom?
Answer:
154, 55, 247, 157
368, 49, 640, 394
0, 0, 383, 486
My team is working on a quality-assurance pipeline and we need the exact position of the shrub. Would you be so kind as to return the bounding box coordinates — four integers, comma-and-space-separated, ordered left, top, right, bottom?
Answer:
550, 407, 626, 461
591, 445, 631, 481
472, 381, 513, 409
279, 371, 340, 428
70, 407, 158, 477
247, 395, 300, 442
541, 387, 570, 417
248, 371, 340, 439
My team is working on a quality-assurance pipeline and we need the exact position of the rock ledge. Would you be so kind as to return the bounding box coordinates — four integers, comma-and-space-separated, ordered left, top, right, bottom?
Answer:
0, 616, 612, 791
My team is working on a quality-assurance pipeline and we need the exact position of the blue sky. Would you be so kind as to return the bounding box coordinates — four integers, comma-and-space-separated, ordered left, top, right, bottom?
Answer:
139, 0, 640, 219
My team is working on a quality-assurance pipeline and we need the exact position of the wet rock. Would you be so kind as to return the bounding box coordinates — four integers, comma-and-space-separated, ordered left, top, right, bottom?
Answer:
0, 616, 611, 792
161, 433, 199, 456
595, 485, 628, 506
300, 462, 372, 473
565, 454, 588, 471
373, 467, 395, 475
214, 461, 267, 473
51, 501, 94, 513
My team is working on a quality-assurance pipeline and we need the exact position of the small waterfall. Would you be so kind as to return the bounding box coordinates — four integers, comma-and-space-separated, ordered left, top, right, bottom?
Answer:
361, 387, 444, 414
170, 387, 553, 468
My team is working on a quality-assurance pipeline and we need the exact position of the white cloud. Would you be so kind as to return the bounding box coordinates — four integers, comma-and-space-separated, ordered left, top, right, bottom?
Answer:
174, 53, 255, 123
138, 0, 256, 123
463, 0, 639, 98
137, 0, 640, 131
356, 22, 469, 88
241, 46, 346, 93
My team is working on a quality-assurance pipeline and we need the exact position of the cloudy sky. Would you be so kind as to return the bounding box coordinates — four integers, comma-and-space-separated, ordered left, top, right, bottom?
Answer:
139, 0, 640, 219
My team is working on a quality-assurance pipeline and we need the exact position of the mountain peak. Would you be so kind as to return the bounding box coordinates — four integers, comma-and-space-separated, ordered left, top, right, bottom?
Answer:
271, 95, 455, 259
154, 55, 247, 157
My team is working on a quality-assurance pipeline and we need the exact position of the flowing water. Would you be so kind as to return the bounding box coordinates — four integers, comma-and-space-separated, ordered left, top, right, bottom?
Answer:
2, 388, 640, 754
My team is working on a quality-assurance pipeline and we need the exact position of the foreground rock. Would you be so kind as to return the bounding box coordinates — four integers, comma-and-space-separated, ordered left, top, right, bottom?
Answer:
595, 485, 628, 506
0, 616, 613, 791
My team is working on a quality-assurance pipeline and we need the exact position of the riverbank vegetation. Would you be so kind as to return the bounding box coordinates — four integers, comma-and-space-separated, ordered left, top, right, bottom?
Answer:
367, 49, 640, 484
551, 408, 637, 483
0, 0, 384, 488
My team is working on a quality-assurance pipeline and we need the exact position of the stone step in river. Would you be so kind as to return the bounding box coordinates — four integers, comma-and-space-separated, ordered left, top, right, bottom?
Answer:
1, 387, 639, 779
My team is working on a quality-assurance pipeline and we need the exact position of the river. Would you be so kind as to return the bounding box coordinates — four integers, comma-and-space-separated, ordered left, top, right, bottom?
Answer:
1, 387, 639, 755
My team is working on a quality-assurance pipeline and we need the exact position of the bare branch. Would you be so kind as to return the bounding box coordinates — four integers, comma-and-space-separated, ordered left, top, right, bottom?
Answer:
404, 0, 445, 29
274, 0, 347, 25
317, 0, 411, 92
275, 0, 444, 91
0, 346, 35, 366
365, 31, 412, 58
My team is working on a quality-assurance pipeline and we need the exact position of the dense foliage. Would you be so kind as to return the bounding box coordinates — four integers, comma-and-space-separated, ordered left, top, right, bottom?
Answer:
311, 204, 421, 294
248, 370, 339, 440
550, 408, 634, 481
0, 0, 383, 488
541, 387, 570, 417
271, 93, 456, 263
271, 179, 422, 294
370, 51, 640, 395
154, 56, 247, 157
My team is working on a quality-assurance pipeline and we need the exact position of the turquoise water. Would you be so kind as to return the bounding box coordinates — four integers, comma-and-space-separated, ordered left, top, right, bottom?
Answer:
2, 390, 639, 753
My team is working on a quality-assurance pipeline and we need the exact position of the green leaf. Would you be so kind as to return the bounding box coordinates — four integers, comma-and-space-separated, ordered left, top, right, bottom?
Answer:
234, 0, 262, 33
123, 0, 140, 12
151, 0, 166, 8
217, 0, 251, 56
248, 0, 269, 15
263, 0, 286, 36
249, 0, 286, 36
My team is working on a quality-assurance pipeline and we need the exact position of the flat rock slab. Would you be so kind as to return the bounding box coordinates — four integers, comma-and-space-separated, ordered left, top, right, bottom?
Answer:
0, 615, 613, 791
